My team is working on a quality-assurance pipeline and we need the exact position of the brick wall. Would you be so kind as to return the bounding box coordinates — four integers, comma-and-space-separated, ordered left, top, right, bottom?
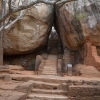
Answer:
84, 42, 100, 71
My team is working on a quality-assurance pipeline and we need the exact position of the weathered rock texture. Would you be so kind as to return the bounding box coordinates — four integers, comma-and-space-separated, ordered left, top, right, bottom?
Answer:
55, 0, 100, 50
4, 3, 54, 55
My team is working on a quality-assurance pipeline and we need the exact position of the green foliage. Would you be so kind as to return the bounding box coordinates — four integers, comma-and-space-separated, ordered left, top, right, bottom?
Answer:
74, 13, 86, 21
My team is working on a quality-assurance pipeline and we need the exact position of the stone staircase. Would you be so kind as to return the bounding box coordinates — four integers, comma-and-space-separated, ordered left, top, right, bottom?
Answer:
1, 73, 100, 100
42, 54, 58, 75
41, 35, 60, 75
36, 32, 64, 76
26, 80, 68, 100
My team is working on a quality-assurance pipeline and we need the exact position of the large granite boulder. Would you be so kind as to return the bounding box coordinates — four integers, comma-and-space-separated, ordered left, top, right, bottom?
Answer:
4, 3, 54, 55
55, 0, 100, 50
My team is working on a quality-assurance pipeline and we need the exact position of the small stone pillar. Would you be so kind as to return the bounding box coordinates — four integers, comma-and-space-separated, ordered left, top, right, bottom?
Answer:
67, 64, 72, 76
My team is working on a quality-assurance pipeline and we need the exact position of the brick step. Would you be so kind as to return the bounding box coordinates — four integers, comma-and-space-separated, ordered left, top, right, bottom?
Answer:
27, 93, 68, 100
31, 89, 67, 95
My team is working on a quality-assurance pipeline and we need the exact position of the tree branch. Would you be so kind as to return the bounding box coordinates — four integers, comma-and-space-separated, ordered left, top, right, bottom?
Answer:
0, 10, 24, 31
8, 0, 12, 12
0, 0, 76, 24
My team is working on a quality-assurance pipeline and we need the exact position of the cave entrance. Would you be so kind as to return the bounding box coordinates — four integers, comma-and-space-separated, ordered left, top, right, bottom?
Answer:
37, 27, 64, 75
46, 27, 63, 55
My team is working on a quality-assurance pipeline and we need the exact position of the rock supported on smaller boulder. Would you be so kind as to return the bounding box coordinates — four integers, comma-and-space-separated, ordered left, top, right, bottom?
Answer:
4, 3, 54, 55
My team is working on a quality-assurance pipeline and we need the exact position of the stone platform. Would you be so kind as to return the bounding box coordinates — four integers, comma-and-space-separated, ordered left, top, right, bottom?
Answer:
0, 68, 100, 100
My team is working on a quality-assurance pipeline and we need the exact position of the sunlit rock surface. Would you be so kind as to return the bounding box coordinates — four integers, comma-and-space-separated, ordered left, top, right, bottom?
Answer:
55, 0, 100, 50
4, 3, 54, 55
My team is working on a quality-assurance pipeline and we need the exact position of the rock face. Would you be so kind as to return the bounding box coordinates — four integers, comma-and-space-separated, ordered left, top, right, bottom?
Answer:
55, 0, 100, 50
4, 3, 54, 55
73, 64, 100, 77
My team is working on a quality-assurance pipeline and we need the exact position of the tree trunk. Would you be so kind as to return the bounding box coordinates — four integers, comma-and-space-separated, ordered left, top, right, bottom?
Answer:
0, 0, 3, 66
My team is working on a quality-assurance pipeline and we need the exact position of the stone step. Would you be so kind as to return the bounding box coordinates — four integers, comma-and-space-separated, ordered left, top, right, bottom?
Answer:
47, 56, 57, 59
43, 68, 57, 70
43, 66, 57, 68
42, 71, 57, 73
42, 73, 57, 75
47, 58, 57, 60
45, 59, 57, 62
45, 60, 57, 64
42, 72, 57, 74
31, 89, 67, 95
32, 81, 59, 90
7, 91, 27, 100
45, 62, 57, 63
43, 69, 57, 71
42, 72, 57, 75
42, 70, 57, 73
42, 69, 57, 71
27, 93, 68, 100
45, 64, 57, 66
45, 61, 57, 63
45, 62, 57, 64
47, 57, 57, 59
